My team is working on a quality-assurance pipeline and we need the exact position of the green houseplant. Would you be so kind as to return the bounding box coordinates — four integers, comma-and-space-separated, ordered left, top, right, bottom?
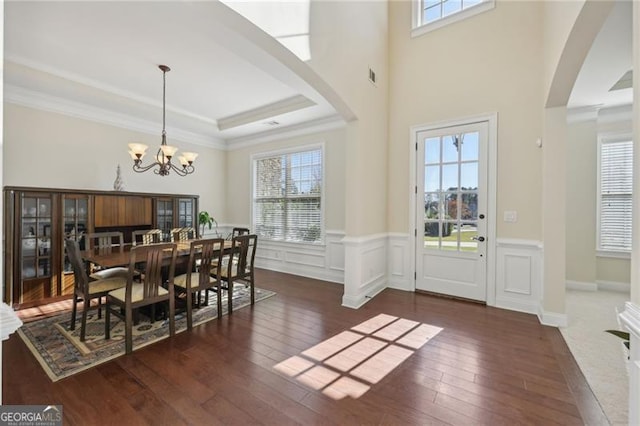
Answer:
198, 211, 218, 237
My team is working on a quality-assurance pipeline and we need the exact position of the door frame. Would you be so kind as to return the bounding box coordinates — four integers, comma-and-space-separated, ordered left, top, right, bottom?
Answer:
409, 112, 498, 306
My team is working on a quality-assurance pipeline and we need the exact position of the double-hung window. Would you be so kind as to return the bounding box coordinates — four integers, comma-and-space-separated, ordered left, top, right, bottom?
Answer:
253, 146, 323, 244
598, 137, 633, 253
412, 0, 495, 37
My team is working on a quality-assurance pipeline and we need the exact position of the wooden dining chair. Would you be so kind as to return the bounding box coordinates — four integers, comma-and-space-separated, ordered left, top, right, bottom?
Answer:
229, 227, 250, 240
65, 238, 127, 341
86, 231, 129, 280
173, 238, 224, 326
212, 234, 257, 314
105, 243, 178, 354
171, 227, 195, 242
131, 229, 162, 246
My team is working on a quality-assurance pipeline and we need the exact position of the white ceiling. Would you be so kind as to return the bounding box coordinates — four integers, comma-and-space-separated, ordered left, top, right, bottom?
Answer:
4, 1, 343, 149
568, 0, 633, 112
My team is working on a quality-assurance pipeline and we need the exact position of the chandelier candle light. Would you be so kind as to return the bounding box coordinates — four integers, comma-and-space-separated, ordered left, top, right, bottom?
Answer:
128, 65, 198, 176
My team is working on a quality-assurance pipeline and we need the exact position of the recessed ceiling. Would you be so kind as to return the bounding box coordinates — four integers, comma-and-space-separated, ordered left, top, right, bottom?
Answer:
3, 1, 344, 148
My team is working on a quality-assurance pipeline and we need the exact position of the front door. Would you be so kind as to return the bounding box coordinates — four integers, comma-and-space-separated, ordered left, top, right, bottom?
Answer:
415, 121, 488, 301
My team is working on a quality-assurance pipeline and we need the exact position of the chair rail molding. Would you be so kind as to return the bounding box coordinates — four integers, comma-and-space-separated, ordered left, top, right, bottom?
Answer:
342, 233, 388, 309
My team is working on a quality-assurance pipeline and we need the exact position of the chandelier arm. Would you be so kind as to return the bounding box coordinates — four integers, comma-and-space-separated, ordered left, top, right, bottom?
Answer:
132, 161, 164, 174
168, 162, 191, 177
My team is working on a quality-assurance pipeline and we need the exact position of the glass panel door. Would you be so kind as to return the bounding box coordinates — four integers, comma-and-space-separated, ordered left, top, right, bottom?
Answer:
423, 132, 479, 252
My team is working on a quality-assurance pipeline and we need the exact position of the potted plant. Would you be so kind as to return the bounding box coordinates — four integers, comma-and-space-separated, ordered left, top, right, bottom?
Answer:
198, 211, 218, 237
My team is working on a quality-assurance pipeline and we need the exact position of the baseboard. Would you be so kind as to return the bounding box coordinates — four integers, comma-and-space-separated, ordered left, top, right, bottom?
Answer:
566, 280, 598, 291
537, 306, 568, 327
341, 280, 387, 309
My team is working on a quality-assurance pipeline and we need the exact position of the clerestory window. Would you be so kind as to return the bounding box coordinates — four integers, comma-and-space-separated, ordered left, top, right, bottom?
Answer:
412, 0, 495, 37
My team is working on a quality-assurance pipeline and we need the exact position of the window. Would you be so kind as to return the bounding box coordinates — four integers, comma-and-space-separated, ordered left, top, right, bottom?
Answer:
598, 138, 633, 253
411, 0, 495, 37
253, 146, 323, 244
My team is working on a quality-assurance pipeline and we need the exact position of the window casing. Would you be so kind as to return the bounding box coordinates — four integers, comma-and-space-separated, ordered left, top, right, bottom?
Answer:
411, 0, 495, 38
598, 137, 633, 254
253, 146, 323, 244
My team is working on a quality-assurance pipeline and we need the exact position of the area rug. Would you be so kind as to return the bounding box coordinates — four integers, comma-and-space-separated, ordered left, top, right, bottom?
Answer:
18, 286, 275, 382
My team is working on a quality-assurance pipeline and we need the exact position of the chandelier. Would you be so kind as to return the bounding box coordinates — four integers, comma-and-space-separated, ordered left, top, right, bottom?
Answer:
128, 65, 198, 176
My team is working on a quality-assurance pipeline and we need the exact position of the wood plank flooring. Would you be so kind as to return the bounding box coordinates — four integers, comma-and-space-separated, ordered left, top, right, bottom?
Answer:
3, 269, 607, 425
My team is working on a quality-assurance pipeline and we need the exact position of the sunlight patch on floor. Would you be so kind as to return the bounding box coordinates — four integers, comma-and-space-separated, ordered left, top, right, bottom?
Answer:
273, 313, 443, 400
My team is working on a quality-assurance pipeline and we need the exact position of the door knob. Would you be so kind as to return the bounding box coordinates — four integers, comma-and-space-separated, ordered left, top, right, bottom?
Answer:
472, 236, 485, 242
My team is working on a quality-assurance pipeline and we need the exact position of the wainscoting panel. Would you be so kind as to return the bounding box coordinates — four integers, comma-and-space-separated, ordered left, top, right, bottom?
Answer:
251, 229, 345, 284
342, 234, 389, 308
495, 239, 543, 315
387, 233, 413, 291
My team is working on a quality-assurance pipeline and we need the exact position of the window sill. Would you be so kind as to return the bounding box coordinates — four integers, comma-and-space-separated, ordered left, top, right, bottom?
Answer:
411, 0, 495, 38
597, 250, 631, 260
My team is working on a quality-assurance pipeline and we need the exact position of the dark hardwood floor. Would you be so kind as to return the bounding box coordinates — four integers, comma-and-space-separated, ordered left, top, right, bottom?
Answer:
3, 269, 606, 425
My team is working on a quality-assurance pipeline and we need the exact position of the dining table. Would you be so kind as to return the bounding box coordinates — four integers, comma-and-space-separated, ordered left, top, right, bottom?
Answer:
81, 239, 235, 270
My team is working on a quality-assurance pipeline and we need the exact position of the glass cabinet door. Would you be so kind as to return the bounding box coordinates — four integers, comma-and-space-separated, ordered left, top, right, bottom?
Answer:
21, 195, 52, 281
177, 198, 194, 227
62, 196, 89, 271
156, 199, 173, 241
61, 195, 89, 296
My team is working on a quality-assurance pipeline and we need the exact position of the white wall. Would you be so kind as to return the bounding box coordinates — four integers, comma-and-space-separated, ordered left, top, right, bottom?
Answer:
3, 104, 226, 222
307, 0, 389, 237
388, 0, 544, 240
566, 120, 597, 285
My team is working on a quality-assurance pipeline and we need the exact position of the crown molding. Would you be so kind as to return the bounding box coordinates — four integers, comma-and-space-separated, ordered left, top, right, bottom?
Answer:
597, 103, 633, 124
566, 105, 601, 123
566, 103, 633, 124
6, 55, 218, 126
225, 114, 346, 150
217, 94, 316, 130
5, 84, 226, 150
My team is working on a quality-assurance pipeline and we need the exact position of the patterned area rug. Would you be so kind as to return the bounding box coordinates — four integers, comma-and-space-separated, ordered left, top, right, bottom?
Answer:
18, 286, 275, 382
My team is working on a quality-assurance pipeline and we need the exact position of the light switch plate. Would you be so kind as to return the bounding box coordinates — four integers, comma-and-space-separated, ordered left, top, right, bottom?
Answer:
504, 210, 517, 222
